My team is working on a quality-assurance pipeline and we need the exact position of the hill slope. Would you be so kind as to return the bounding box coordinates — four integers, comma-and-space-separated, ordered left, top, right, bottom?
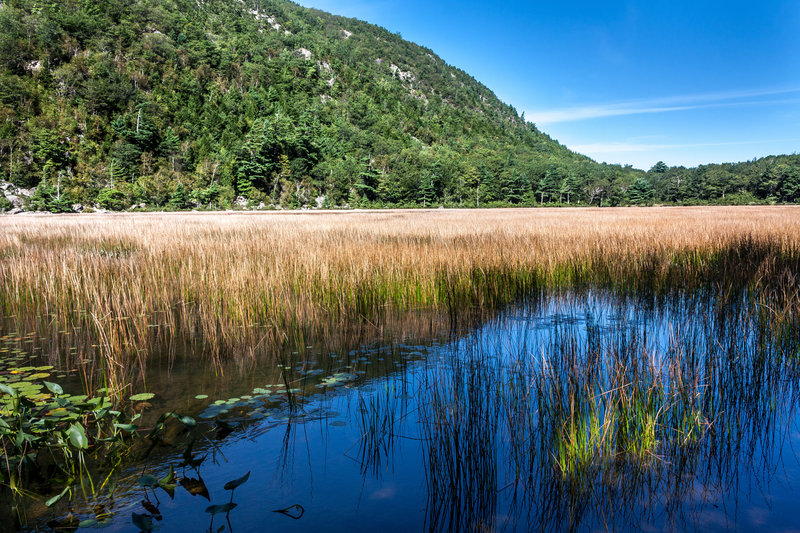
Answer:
1, 0, 797, 212
0, 0, 600, 210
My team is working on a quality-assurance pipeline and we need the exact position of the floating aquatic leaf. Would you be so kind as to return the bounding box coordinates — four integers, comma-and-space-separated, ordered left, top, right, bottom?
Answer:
43, 381, 63, 395
78, 518, 98, 528
138, 475, 158, 489
198, 405, 225, 419
223, 471, 250, 491
194, 394, 209, 399
129, 393, 155, 402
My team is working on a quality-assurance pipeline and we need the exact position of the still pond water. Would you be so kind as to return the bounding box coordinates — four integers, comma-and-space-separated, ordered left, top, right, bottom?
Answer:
17, 289, 800, 531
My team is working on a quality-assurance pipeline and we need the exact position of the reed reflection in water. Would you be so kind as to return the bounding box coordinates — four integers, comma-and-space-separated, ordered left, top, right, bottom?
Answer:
20, 288, 800, 532
410, 290, 800, 531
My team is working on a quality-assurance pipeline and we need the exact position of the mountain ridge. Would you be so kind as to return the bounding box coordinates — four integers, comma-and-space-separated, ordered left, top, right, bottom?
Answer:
0, 0, 797, 212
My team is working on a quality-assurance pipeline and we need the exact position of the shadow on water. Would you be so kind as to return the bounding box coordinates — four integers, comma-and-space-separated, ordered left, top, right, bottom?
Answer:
7, 286, 800, 531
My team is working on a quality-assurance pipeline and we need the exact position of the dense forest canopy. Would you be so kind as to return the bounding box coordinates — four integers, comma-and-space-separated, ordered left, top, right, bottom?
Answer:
0, 0, 797, 212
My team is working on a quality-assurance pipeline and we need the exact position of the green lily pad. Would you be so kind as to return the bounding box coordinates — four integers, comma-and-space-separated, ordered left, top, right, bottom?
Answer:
129, 393, 155, 402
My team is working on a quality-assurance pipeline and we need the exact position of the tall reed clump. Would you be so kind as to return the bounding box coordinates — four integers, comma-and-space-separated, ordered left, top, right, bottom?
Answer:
1, 207, 799, 394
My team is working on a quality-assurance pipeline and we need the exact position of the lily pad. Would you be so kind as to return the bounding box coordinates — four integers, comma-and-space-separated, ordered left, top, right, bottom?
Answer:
129, 393, 155, 402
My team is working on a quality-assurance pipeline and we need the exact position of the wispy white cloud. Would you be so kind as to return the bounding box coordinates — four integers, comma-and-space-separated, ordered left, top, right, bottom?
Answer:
571, 138, 800, 154
527, 87, 800, 124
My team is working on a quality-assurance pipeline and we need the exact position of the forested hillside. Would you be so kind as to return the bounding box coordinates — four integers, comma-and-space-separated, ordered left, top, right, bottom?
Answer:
0, 0, 797, 211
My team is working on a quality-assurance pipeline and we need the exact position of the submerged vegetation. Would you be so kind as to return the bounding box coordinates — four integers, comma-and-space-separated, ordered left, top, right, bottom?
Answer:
1, 207, 799, 530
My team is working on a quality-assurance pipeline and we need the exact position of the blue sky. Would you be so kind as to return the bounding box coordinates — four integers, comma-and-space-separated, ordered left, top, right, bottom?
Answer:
295, 0, 800, 170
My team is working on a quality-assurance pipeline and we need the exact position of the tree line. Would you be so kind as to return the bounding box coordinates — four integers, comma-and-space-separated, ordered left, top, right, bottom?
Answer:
0, 0, 797, 212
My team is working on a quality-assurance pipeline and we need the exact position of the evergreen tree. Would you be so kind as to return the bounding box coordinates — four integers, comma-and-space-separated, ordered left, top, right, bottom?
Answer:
503, 171, 525, 204
168, 183, 189, 210
627, 177, 654, 205
537, 167, 561, 204
560, 172, 579, 204
418, 173, 435, 207
237, 119, 272, 198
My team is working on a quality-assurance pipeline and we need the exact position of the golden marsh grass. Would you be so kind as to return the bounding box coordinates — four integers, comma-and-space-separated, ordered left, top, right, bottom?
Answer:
1, 207, 798, 393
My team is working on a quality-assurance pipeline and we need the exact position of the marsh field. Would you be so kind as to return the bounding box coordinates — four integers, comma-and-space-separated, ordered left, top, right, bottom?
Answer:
1, 207, 800, 532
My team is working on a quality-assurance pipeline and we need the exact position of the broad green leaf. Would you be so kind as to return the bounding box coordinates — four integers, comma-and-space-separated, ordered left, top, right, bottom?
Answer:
158, 466, 178, 498
16, 431, 34, 447
158, 465, 176, 486
0, 383, 17, 397
67, 423, 88, 449
170, 412, 197, 427
138, 475, 158, 488
45, 485, 71, 507
129, 393, 155, 402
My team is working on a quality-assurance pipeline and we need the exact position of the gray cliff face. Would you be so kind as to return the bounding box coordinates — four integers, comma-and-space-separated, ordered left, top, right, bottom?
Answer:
0, 181, 33, 214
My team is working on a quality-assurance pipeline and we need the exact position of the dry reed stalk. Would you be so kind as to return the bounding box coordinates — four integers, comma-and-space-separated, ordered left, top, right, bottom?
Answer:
0, 207, 798, 393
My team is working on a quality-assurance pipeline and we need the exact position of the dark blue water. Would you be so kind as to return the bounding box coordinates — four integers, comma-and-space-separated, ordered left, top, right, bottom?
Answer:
29, 290, 800, 531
